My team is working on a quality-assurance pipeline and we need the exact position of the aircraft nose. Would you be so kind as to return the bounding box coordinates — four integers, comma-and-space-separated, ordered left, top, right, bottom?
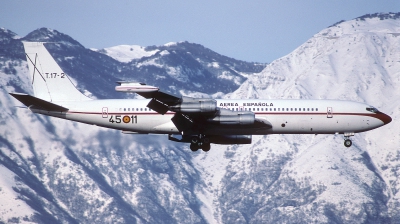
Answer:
378, 112, 392, 125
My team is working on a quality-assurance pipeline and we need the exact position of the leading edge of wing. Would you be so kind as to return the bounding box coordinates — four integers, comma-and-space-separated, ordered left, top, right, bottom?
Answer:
9, 93, 68, 112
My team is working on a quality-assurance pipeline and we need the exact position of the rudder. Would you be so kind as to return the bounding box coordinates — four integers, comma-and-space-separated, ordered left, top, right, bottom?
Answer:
22, 42, 91, 102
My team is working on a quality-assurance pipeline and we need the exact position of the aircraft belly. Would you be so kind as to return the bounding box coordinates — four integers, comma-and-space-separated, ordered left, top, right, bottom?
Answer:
151, 122, 180, 134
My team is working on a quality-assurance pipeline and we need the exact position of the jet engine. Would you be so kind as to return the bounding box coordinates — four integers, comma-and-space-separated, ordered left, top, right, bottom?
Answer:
169, 96, 217, 113
207, 108, 254, 125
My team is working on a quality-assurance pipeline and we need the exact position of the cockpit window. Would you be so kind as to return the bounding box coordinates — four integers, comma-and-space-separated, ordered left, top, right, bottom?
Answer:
366, 107, 379, 113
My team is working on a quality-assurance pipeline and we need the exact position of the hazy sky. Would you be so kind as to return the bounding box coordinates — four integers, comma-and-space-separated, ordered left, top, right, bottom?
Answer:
1, 1, 399, 62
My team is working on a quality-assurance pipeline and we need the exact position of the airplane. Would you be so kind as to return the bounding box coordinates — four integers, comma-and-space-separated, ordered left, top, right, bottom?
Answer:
9, 42, 392, 152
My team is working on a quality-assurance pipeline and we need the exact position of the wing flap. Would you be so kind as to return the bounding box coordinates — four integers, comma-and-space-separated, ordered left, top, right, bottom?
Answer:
9, 93, 68, 111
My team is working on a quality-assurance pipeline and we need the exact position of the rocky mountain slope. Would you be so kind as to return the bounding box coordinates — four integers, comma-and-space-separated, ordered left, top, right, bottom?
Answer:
0, 12, 399, 223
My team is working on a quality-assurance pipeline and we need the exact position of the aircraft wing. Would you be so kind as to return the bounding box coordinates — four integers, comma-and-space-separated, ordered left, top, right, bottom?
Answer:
137, 91, 180, 104
137, 90, 181, 114
115, 82, 180, 114
115, 82, 272, 133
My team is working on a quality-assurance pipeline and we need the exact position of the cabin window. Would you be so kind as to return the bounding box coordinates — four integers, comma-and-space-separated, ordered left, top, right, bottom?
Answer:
140, 108, 143, 111
145, 108, 147, 111
303, 108, 305, 111
295, 108, 297, 111
312, 108, 314, 111
274, 108, 276, 111
316, 108, 318, 111
128, 108, 130, 111
307, 108, 310, 111
366, 107, 378, 113
257, 108, 259, 111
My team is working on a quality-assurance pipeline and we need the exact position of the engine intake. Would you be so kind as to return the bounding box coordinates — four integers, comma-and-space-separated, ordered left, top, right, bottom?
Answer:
169, 97, 217, 113
207, 108, 254, 125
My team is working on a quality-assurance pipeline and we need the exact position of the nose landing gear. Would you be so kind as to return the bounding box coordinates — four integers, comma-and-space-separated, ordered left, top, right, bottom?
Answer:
344, 139, 352, 147
343, 132, 354, 148
190, 135, 211, 152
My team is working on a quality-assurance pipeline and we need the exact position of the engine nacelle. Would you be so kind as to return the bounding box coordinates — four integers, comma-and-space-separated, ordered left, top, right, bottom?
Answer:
169, 97, 217, 113
207, 109, 254, 125
209, 135, 252, 144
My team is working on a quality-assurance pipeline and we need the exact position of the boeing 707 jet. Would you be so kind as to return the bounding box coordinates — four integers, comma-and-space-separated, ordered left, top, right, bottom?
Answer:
9, 42, 392, 151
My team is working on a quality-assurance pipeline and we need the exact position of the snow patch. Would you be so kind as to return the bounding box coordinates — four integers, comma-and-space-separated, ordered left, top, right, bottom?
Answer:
164, 42, 177, 47
98, 45, 159, 63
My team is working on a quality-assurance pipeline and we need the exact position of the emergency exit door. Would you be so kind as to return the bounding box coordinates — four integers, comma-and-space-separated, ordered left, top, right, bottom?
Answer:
327, 107, 333, 118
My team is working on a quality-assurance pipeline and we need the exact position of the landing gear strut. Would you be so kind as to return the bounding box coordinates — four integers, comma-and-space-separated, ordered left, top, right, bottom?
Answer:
343, 132, 354, 148
190, 135, 211, 152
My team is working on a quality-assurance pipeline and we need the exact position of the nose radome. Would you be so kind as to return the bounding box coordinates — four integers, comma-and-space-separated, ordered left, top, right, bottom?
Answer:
379, 112, 392, 125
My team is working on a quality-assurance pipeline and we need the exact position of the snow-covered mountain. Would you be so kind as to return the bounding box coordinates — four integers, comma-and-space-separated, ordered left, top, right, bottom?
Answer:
204, 12, 400, 223
0, 12, 399, 223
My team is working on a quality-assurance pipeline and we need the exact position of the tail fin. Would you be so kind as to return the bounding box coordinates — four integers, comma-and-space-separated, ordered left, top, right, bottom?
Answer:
22, 42, 90, 102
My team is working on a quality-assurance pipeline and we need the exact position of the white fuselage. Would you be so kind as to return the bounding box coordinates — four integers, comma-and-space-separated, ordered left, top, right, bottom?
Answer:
31, 99, 388, 136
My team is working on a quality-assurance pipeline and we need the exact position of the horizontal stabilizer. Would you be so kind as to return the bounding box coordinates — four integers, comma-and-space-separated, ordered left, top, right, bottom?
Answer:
9, 93, 68, 111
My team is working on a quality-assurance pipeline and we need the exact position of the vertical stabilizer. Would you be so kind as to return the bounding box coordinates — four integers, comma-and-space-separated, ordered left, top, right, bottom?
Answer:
22, 42, 91, 102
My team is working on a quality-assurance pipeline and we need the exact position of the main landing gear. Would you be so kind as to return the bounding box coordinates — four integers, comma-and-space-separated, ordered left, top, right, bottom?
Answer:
343, 132, 354, 148
190, 135, 211, 152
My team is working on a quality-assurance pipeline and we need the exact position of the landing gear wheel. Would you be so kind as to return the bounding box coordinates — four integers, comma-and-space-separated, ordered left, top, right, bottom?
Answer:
190, 143, 199, 152
191, 136, 199, 144
202, 144, 211, 152
344, 139, 352, 147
